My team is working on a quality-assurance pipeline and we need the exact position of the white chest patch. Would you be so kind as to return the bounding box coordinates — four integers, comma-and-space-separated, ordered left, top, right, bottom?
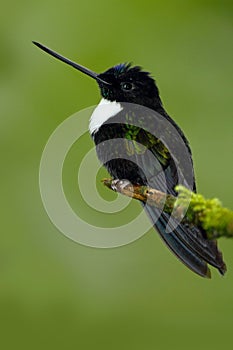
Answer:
89, 98, 123, 134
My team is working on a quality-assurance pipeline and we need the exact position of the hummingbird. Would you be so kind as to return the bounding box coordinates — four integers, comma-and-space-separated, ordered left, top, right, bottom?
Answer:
33, 41, 226, 278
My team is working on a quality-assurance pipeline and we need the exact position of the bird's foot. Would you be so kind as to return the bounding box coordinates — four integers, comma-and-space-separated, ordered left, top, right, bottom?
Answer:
111, 179, 132, 192
101, 178, 132, 191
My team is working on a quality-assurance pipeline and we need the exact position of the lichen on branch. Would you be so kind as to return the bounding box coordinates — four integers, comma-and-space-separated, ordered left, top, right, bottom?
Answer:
102, 179, 233, 240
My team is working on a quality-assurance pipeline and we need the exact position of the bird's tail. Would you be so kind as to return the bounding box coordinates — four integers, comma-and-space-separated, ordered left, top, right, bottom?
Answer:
144, 205, 226, 278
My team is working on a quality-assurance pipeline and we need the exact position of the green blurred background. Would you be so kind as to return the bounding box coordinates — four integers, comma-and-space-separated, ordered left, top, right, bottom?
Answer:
1, 0, 233, 349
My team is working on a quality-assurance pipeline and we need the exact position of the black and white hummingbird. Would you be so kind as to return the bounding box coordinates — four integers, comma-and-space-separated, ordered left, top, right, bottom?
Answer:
33, 41, 226, 278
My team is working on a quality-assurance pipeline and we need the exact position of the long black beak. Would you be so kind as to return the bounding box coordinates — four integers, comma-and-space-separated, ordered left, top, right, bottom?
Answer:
32, 41, 110, 86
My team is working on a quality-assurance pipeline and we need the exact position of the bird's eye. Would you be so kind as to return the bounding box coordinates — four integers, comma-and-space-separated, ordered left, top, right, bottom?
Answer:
121, 82, 134, 91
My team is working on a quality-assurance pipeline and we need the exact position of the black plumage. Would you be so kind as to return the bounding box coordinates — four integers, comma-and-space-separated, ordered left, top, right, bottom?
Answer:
92, 64, 226, 277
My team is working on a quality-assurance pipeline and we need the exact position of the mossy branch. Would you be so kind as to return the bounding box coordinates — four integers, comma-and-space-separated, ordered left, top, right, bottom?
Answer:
102, 179, 233, 240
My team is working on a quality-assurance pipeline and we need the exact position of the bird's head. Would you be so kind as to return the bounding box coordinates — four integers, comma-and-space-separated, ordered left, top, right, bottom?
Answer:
97, 63, 162, 108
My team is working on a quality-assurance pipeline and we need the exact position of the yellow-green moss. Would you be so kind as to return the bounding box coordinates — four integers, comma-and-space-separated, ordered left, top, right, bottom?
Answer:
175, 186, 233, 239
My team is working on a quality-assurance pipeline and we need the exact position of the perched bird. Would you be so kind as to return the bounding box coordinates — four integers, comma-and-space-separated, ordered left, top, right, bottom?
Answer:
33, 42, 226, 278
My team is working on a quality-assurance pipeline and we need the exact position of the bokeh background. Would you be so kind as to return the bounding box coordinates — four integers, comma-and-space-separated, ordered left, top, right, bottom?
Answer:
1, 0, 233, 349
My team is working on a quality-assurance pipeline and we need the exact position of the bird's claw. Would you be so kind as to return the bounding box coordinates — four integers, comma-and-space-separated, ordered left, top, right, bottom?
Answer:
111, 179, 132, 191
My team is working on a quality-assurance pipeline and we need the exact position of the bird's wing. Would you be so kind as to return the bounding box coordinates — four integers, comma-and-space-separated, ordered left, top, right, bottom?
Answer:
128, 111, 226, 277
